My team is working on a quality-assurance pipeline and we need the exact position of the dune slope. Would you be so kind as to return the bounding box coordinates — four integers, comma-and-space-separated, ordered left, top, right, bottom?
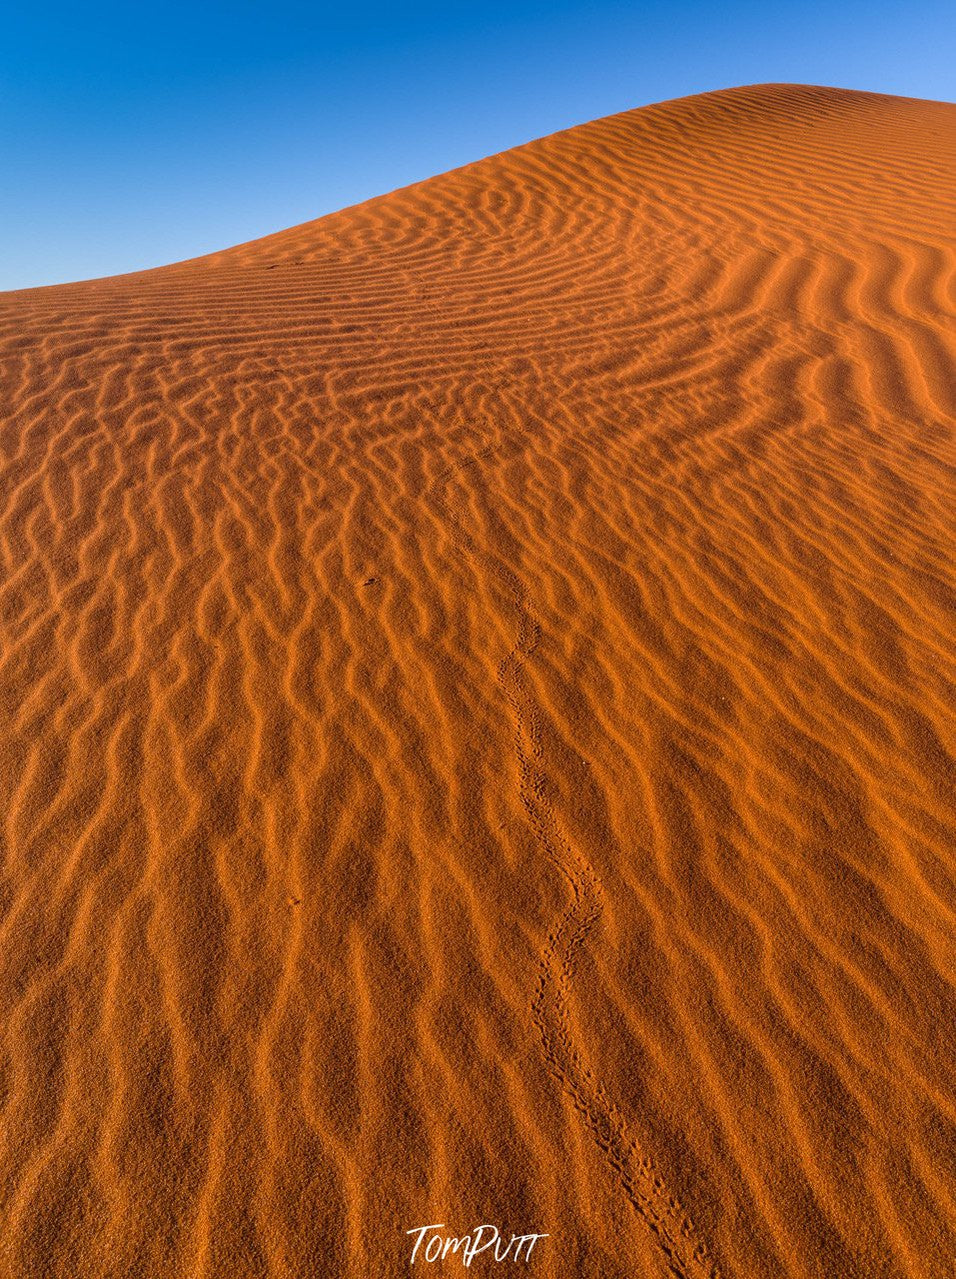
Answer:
1, 84, 955, 1278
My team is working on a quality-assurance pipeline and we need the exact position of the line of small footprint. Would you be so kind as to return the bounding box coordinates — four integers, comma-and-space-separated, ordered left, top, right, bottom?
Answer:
428, 412, 722, 1279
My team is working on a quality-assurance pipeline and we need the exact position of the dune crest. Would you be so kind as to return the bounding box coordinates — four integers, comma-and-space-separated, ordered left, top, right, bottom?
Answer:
1, 84, 955, 1278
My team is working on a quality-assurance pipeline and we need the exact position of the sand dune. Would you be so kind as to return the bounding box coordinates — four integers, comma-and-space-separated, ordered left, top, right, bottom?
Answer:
1, 83, 954, 1277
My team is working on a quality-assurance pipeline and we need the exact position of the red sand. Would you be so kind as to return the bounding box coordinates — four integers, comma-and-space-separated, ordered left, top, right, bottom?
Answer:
0, 84, 954, 1278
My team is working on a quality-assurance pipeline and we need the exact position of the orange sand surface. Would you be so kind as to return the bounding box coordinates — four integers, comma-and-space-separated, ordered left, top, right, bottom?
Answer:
1, 84, 955, 1278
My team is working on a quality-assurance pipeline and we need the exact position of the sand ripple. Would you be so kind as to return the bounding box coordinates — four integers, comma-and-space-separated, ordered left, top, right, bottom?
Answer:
0, 85, 954, 1277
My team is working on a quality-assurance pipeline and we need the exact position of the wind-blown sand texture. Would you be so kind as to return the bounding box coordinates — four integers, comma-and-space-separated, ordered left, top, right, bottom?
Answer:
1, 84, 955, 1278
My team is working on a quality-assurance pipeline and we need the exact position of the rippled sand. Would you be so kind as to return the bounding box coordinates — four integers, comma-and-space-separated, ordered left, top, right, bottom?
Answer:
1, 84, 954, 1278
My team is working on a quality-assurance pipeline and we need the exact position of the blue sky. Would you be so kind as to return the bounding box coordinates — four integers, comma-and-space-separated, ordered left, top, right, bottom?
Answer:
2, 0, 953, 289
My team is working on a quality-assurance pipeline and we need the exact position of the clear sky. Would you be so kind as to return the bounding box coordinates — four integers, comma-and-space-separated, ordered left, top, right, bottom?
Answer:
2, 0, 953, 290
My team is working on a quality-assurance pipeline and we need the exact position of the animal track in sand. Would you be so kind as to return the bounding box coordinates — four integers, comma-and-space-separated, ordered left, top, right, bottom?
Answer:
429, 415, 722, 1279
